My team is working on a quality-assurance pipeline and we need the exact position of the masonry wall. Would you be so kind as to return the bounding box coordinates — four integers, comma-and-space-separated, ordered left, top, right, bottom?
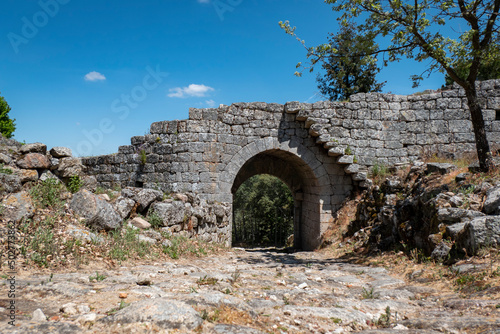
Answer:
82, 79, 500, 248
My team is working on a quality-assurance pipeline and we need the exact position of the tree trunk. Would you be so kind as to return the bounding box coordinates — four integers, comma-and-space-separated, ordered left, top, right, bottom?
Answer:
464, 84, 492, 172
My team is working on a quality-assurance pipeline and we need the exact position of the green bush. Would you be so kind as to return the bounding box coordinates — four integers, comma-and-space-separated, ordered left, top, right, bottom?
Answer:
67, 175, 83, 193
0, 92, 16, 139
30, 178, 65, 209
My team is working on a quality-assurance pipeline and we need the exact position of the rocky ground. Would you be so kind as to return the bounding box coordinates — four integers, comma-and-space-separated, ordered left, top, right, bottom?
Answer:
1, 245, 499, 334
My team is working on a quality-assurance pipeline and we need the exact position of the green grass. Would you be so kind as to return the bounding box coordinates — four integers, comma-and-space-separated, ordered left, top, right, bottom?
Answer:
89, 271, 107, 282
0, 163, 13, 174
108, 227, 152, 261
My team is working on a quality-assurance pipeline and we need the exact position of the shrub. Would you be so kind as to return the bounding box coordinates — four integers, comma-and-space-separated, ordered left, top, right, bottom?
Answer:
30, 178, 65, 209
67, 175, 83, 193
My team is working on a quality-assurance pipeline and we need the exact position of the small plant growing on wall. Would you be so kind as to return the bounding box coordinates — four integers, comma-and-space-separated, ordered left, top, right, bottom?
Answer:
139, 149, 147, 165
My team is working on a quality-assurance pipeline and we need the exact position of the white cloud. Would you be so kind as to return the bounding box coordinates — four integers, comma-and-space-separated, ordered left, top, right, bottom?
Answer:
84, 71, 106, 82
168, 84, 215, 98
205, 99, 216, 107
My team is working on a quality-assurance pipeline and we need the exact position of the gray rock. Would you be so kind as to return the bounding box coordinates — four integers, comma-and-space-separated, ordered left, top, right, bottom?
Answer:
101, 298, 202, 330
455, 173, 470, 183
0, 152, 12, 164
39, 170, 61, 183
426, 162, 457, 175
0, 173, 22, 195
31, 308, 46, 322
436, 207, 485, 224
70, 189, 122, 231
445, 222, 466, 239
213, 324, 267, 334
2, 323, 81, 334
114, 196, 136, 219
431, 242, 451, 261
19, 142, 47, 154
49, 146, 72, 158
56, 157, 84, 178
136, 188, 164, 211
1, 191, 35, 223
150, 201, 186, 227
483, 186, 500, 214
67, 224, 104, 244
16, 153, 51, 169
457, 216, 500, 255
162, 239, 173, 248
82, 175, 98, 192
137, 234, 156, 244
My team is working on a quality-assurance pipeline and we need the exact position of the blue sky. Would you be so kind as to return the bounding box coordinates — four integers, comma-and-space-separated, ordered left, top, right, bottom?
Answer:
0, 0, 444, 157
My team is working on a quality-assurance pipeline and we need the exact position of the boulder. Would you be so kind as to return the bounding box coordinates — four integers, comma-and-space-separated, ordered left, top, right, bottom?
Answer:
0, 173, 22, 195
114, 196, 136, 219
82, 175, 98, 192
49, 146, 72, 158
483, 186, 500, 214
0, 153, 12, 164
100, 298, 202, 330
136, 188, 163, 211
130, 217, 151, 229
120, 187, 163, 212
66, 224, 104, 244
431, 241, 451, 261
19, 142, 46, 154
456, 216, 500, 255
16, 153, 51, 169
150, 201, 186, 227
17, 169, 38, 183
426, 162, 457, 175
1, 191, 35, 223
436, 207, 485, 224
39, 170, 61, 183
56, 157, 84, 178
70, 189, 122, 231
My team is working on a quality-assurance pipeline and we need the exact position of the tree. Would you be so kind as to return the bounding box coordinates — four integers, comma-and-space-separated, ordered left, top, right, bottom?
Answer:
281, 0, 500, 171
445, 34, 500, 85
316, 23, 385, 101
233, 174, 294, 247
0, 92, 16, 139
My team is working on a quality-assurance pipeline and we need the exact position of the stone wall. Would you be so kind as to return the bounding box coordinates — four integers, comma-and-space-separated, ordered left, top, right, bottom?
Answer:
82, 79, 500, 249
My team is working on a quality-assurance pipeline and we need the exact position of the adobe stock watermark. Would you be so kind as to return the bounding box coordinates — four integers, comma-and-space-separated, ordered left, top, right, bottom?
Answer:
74, 65, 168, 157
8, 0, 71, 54
213, 0, 243, 21
6, 221, 18, 326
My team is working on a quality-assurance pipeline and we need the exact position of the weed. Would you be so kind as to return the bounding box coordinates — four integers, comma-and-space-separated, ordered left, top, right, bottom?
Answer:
89, 271, 107, 282
107, 300, 128, 315
67, 175, 83, 193
197, 275, 219, 286
29, 226, 57, 267
148, 211, 163, 229
30, 178, 65, 209
371, 162, 388, 178
353, 155, 358, 163
345, 145, 353, 155
230, 270, 241, 285
376, 306, 392, 328
108, 227, 151, 261
331, 317, 342, 324
361, 287, 378, 299
0, 163, 13, 174
139, 149, 147, 165
189, 286, 198, 293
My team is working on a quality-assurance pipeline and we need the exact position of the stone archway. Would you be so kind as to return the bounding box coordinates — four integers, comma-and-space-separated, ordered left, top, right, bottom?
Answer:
220, 137, 333, 250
